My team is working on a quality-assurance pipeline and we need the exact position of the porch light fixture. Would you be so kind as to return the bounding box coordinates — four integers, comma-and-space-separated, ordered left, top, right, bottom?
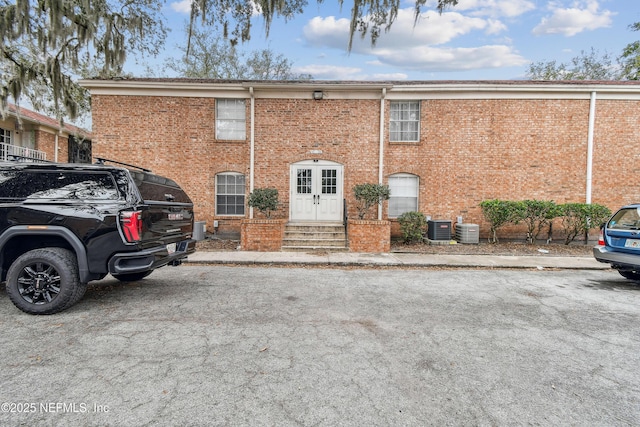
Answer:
313, 90, 324, 100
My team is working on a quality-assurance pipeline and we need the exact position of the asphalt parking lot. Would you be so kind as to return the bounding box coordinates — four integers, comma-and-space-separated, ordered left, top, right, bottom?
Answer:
1, 265, 639, 426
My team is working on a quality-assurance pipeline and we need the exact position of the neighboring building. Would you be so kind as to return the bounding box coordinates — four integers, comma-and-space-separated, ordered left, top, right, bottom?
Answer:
0, 104, 92, 163
80, 79, 640, 241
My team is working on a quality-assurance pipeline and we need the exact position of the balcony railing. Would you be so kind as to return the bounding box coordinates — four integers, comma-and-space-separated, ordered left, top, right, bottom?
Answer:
0, 142, 47, 162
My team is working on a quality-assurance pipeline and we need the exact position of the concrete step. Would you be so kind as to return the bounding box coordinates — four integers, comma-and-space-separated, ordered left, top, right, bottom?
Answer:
284, 231, 346, 239
283, 222, 347, 252
283, 238, 346, 247
281, 245, 349, 252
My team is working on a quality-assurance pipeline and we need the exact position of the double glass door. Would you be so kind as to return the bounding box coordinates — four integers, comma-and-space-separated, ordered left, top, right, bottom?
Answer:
290, 161, 343, 221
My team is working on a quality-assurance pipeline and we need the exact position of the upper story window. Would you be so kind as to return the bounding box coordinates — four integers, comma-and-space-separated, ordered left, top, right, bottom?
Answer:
388, 173, 419, 218
390, 101, 420, 142
216, 172, 245, 216
216, 99, 246, 140
0, 128, 12, 145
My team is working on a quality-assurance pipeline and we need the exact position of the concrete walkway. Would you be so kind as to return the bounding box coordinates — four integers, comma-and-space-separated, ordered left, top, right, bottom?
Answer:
186, 250, 607, 270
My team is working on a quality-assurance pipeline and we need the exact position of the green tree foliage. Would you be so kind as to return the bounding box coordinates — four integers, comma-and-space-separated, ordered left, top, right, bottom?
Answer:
0, 0, 166, 121
620, 22, 640, 80
527, 22, 640, 81
188, 0, 459, 50
526, 48, 620, 80
397, 211, 427, 243
479, 199, 523, 244
1, 0, 458, 122
353, 183, 390, 220
165, 26, 313, 79
248, 188, 279, 218
560, 203, 611, 245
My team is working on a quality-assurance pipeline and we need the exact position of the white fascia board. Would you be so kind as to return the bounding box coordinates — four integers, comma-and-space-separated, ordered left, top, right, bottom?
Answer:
388, 83, 640, 100
79, 79, 640, 100
79, 79, 250, 98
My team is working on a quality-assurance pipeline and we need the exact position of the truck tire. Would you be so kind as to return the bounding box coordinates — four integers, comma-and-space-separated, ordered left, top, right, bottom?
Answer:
6, 248, 82, 315
112, 271, 153, 282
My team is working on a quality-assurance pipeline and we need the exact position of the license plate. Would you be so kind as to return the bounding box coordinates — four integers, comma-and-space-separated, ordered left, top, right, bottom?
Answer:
624, 239, 640, 248
167, 243, 177, 254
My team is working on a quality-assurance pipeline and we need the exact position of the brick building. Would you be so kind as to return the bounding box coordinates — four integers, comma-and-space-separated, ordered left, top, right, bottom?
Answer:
81, 79, 640, 246
0, 104, 92, 163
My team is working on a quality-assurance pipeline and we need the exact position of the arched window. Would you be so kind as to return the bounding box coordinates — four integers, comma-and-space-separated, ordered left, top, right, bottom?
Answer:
215, 172, 245, 216
388, 173, 419, 218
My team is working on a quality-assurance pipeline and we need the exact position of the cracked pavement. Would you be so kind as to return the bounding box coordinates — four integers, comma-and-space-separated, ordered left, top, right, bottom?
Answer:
1, 266, 639, 426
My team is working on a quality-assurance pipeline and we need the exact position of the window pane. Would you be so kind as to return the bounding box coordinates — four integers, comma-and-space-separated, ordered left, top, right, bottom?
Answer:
390, 101, 420, 142
216, 99, 246, 140
388, 174, 418, 218
216, 173, 245, 216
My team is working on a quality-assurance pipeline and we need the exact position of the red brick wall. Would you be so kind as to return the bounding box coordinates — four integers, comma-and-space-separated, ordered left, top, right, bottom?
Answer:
35, 130, 69, 162
385, 99, 592, 237
91, 95, 249, 236
240, 219, 285, 251
89, 90, 640, 243
253, 98, 380, 220
348, 219, 391, 252
591, 100, 640, 208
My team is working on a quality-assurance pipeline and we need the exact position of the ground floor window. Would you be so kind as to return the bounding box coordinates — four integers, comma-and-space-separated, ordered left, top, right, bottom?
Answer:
216, 172, 245, 215
388, 173, 419, 217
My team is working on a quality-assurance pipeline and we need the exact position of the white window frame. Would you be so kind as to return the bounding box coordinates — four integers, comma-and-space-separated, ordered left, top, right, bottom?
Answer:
388, 173, 419, 218
216, 99, 246, 140
390, 101, 420, 142
215, 172, 246, 216
0, 128, 12, 145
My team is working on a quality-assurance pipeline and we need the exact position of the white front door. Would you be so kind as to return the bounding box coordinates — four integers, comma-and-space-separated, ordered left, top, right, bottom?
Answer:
290, 161, 343, 222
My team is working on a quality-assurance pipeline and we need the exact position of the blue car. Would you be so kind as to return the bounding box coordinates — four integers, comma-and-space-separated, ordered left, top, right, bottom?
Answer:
594, 204, 640, 280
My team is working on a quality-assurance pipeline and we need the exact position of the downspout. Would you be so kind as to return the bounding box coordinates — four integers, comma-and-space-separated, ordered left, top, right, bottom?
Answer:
378, 88, 386, 220
54, 130, 60, 162
586, 91, 596, 204
249, 87, 255, 219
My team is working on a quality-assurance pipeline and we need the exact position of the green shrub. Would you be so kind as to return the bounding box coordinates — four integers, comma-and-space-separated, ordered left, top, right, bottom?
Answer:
398, 211, 427, 243
515, 200, 561, 244
248, 188, 278, 218
560, 203, 612, 244
353, 183, 391, 219
479, 199, 523, 243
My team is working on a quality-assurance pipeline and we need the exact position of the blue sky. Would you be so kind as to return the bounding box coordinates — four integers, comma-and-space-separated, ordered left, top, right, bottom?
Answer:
132, 0, 640, 80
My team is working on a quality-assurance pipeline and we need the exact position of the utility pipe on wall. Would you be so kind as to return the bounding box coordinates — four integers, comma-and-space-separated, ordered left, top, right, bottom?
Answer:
249, 87, 255, 219
586, 91, 596, 204
378, 88, 386, 220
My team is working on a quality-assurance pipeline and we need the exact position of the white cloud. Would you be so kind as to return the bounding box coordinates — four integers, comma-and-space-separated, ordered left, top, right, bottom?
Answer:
292, 64, 409, 81
454, 0, 536, 18
302, 7, 525, 73
374, 45, 528, 71
371, 73, 410, 80
304, 8, 502, 52
170, 0, 191, 14
532, 0, 615, 36
292, 65, 368, 80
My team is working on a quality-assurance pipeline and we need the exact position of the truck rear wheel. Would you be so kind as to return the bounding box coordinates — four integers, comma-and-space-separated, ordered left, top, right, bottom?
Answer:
6, 248, 82, 315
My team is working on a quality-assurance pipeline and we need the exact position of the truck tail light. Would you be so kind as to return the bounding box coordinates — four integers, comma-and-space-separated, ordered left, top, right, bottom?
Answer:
121, 210, 142, 243
597, 228, 605, 246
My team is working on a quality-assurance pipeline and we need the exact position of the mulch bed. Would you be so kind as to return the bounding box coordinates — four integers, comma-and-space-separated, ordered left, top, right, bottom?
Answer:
196, 238, 594, 257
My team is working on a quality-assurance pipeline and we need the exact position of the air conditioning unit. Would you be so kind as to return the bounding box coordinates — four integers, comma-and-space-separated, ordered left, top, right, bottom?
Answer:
427, 220, 451, 240
455, 223, 479, 244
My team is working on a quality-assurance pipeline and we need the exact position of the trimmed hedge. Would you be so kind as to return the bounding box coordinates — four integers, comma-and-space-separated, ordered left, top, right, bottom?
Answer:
480, 199, 611, 244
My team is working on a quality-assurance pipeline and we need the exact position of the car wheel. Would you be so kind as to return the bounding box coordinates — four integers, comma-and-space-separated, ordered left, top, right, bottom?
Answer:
112, 271, 153, 282
6, 248, 82, 315
618, 270, 640, 281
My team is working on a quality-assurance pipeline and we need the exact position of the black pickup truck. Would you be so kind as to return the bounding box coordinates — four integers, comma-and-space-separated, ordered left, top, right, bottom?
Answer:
0, 158, 196, 314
